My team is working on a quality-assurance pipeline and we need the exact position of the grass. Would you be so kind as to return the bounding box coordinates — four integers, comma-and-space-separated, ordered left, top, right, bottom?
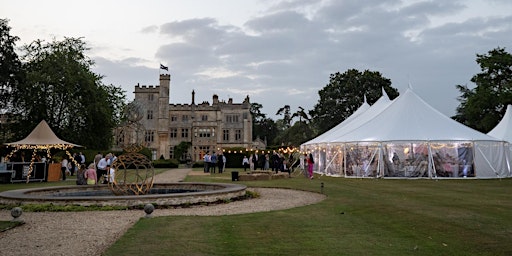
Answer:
104, 169, 512, 256
2, 168, 512, 255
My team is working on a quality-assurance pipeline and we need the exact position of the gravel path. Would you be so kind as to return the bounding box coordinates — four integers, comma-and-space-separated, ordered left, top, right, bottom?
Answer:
0, 169, 325, 256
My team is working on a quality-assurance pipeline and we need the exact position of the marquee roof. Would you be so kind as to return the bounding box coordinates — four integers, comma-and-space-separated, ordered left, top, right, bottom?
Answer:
303, 88, 502, 145
4, 120, 81, 148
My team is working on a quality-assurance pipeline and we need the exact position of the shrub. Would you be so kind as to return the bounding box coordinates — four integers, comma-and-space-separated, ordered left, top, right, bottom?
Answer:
192, 161, 205, 168
152, 159, 179, 168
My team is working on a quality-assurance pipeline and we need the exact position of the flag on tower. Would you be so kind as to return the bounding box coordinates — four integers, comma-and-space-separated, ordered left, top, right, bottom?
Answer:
160, 64, 169, 71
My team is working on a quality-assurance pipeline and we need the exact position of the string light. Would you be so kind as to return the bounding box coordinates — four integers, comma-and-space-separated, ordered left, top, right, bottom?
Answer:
4, 144, 77, 183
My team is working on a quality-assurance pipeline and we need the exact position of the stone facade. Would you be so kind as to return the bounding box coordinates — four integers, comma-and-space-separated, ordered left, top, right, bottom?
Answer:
129, 74, 253, 161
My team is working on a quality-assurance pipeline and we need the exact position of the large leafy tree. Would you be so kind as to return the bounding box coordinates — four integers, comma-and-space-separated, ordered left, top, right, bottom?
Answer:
453, 47, 512, 132
310, 69, 399, 135
10, 37, 126, 149
0, 19, 22, 117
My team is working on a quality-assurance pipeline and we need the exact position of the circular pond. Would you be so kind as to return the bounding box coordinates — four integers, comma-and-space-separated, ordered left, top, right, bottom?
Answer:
0, 182, 247, 207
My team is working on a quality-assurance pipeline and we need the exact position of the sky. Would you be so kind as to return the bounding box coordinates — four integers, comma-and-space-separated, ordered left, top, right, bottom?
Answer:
1, 0, 511, 120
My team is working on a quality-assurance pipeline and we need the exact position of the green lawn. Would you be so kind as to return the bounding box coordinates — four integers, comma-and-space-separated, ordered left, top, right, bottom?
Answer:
104, 169, 512, 256
2, 168, 511, 255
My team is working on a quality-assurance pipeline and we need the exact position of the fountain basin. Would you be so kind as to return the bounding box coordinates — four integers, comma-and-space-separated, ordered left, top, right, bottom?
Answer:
0, 182, 247, 207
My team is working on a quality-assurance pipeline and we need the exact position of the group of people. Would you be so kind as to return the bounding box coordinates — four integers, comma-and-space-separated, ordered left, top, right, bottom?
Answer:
241, 151, 315, 179
203, 151, 226, 173
59, 152, 86, 181
73, 152, 116, 185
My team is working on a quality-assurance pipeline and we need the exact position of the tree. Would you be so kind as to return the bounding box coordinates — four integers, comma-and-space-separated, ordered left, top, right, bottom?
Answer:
454, 47, 512, 132
0, 19, 23, 144
0, 19, 23, 112
272, 120, 315, 147
259, 117, 278, 146
276, 105, 292, 129
309, 69, 399, 135
250, 102, 266, 140
273, 106, 314, 147
10, 37, 126, 149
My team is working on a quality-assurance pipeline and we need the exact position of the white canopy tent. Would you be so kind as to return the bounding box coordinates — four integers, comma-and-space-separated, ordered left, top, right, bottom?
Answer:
4, 120, 81, 182
301, 89, 511, 179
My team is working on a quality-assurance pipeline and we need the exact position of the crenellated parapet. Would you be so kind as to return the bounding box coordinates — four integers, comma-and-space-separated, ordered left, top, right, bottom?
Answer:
134, 85, 160, 93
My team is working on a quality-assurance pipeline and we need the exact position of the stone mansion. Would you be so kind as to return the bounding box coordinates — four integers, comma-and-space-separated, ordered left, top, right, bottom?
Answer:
122, 74, 256, 161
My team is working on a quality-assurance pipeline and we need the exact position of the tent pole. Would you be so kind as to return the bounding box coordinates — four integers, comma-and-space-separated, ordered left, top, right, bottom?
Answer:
428, 143, 437, 180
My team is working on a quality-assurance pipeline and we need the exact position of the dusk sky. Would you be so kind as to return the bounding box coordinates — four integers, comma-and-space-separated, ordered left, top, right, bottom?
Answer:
2, 0, 511, 119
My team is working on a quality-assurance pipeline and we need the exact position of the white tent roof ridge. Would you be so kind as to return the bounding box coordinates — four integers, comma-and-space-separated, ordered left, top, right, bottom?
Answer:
304, 91, 393, 145
322, 91, 394, 142
303, 98, 371, 145
488, 104, 512, 143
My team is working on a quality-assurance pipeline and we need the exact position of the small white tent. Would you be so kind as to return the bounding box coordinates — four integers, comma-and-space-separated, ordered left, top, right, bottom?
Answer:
301, 89, 510, 179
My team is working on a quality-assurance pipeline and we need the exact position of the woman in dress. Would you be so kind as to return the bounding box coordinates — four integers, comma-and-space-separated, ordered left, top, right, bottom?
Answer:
84, 163, 97, 185
307, 153, 314, 179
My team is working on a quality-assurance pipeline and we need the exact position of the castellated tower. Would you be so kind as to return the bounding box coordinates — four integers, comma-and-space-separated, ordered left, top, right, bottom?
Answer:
158, 74, 170, 159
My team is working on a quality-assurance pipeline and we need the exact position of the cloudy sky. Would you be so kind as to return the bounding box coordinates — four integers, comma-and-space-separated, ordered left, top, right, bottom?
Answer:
2, 0, 511, 119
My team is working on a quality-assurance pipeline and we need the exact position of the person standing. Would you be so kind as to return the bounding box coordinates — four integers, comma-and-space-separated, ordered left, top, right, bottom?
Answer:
307, 153, 314, 179
94, 152, 102, 170
242, 155, 250, 171
203, 152, 211, 173
84, 163, 97, 185
217, 152, 224, 174
221, 154, 226, 174
73, 152, 82, 176
76, 164, 87, 185
210, 152, 217, 173
271, 151, 279, 172
249, 154, 254, 171
252, 153, 259, 170
97, 154, 111, 183
264, 154, 270, 170
79, 152, 86, 165
60, 156, 69, 181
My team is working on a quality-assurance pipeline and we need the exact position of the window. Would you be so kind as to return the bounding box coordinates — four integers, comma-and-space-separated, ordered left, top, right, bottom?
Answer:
147, 110, 153, 120
235, 129, 242, 141
182, 115, 189, 122
117, 130, 125, 145
145, 131, 154, 142
171, 115, 178, 122
223, 129, 229, 141
169, 146, 174, 159
201, 115, 208, 121
226, 114, 239, 123
199, 128, 211, 137
148, 94, 154, 101
170, 128, 177, 138
181, 128, 189, 138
